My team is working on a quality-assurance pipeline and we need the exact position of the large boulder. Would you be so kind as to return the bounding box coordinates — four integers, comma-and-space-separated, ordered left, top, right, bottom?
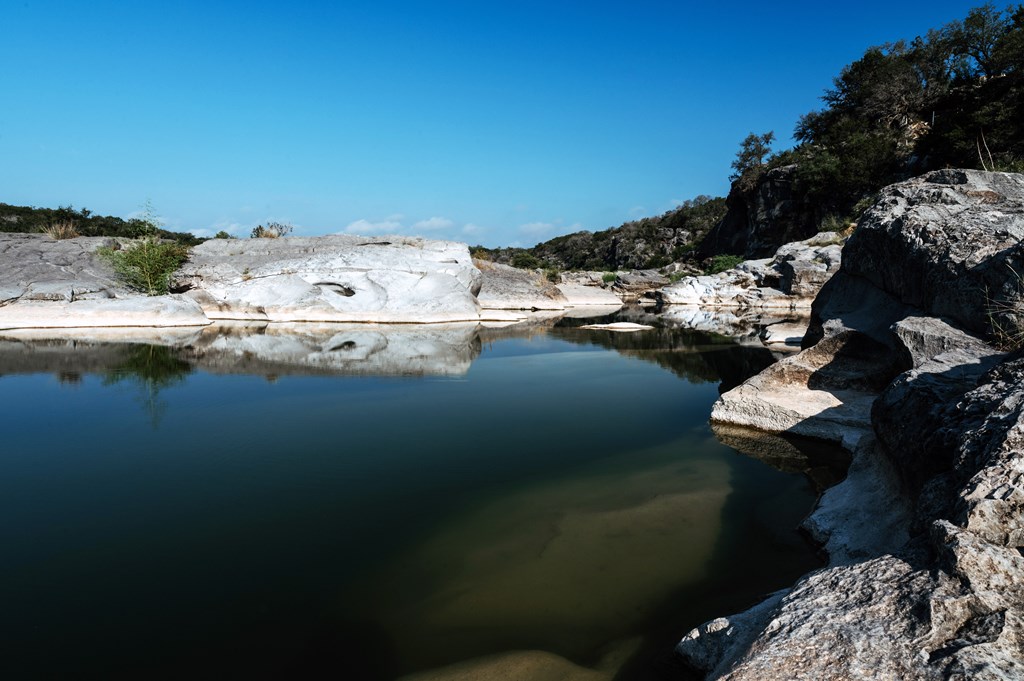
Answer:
175, 235, 482, 323
680, 170, 1024, 680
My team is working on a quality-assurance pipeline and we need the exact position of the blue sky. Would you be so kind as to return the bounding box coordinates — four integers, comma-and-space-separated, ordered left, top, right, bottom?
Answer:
1, 0, 986, 246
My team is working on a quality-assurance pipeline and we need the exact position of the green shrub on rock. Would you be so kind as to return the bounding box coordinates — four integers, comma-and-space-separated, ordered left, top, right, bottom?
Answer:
98, 237, 190, 296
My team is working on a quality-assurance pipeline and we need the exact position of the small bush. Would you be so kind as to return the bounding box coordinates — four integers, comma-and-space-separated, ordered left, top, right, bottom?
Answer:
251, 221, 294, 238
820, 214, 852, 233
602, 272, 618, 283
43, 219, 79, 239
214, 230, 233, 239
98, 238, 190, 296
705, 254, 744, 274
511, 251, 543, 269
544, 267, 561, 283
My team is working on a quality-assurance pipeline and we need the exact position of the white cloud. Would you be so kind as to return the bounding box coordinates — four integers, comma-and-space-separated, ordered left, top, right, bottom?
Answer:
518, 221, 583, 239
190, 228, 215, 238
210, 220, 250, 237
412, 216, 455, 231
462, 223, 484, 235
342, 218, 404, 235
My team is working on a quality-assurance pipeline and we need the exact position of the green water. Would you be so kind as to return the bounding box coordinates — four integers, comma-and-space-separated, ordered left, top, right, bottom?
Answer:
0, 321, 824, 680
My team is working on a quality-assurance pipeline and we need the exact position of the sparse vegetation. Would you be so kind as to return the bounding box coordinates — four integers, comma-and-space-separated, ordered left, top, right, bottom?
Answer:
250, 221, 294, 239
987, 262, 1024, 350
97, 203, 190, 295
602, 272, 618, 283
706, 254, 745, 275
42, 219, 79, 240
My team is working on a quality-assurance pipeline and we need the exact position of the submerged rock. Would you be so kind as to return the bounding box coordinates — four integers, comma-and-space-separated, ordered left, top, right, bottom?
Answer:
680, 170, 1024, 680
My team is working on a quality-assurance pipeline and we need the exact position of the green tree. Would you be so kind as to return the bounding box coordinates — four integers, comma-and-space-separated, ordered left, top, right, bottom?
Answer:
730, 132, 775, 182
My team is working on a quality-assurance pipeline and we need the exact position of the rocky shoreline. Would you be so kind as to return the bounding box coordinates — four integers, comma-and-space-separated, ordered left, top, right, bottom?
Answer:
4, 170, 1022, 680
677, 169, 1024, 680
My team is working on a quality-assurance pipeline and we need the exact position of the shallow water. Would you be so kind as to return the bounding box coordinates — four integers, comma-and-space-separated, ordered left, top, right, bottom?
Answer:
0, 320, 823, 680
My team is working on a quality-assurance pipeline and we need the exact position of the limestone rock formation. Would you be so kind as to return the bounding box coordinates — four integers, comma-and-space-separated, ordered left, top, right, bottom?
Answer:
679, 170, 1024, 680
657, 231, 844, 311
175, 235, 482, 323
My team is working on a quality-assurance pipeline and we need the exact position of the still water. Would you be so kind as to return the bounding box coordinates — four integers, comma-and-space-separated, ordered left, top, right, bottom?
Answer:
0, 319, 827, 680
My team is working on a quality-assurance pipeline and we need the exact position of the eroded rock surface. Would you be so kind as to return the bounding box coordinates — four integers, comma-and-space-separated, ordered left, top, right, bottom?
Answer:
658, 231, 845, 310
680, 170, 1024, 680
176, 235, 482, 323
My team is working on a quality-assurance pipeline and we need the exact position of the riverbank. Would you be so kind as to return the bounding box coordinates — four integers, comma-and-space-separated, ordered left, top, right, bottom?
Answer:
676, 169, 1024, 680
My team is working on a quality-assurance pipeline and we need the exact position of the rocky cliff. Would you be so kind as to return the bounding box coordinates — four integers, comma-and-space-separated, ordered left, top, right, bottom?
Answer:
679, 169, 1024, 680
696, 165, 821, 260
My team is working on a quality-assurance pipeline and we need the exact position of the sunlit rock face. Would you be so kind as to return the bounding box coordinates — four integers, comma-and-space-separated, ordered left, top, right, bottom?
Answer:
175, 235, 482, 323
658, 231, 844, 310
679, 170, 1024, 680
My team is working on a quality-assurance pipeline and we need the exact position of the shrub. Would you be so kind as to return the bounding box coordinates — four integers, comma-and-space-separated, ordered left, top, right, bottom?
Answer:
251, 221, 294, 238
214, 230, 233, 239
544, 267, 561, 283
510, 251, 543, 269
43, 219, 79, 239
706, 254, 744, 274
602, 272, 618, 283
98, 238, 190, 296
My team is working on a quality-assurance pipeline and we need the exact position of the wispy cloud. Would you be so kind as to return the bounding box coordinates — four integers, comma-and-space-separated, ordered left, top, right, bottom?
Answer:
462, 223, 484, 235
518, 220, 583, 240
342, 218, 404, 235
412, 216, 454, 231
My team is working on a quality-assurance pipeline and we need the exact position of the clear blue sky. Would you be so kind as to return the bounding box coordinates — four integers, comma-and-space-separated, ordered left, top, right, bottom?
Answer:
1, 0, 986, 246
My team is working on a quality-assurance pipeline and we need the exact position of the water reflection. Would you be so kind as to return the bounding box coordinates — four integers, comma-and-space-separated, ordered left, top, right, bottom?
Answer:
0, 315, 828, 681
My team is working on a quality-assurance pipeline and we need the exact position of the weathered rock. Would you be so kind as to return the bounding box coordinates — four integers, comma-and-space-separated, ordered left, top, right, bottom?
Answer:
842, 168, 1024, 337
697, 165, 821, 260
555, 283, 623, 307
176, 236, 482, 323
681, 171, 1024, 680
659, 231, 845, 310
0, 296, 210, 329
0, 233, 128, 303
473, 260, 567, 310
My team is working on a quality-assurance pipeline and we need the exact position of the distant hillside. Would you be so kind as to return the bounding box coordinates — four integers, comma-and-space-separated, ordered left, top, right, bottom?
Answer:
0, 203, 204, 245
476, 195, 726, 272
487, 3, 1024, 271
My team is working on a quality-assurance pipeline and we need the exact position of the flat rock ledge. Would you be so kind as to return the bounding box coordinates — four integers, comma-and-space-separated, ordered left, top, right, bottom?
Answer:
678, 170, 1024, 680
0, 234, 484, 329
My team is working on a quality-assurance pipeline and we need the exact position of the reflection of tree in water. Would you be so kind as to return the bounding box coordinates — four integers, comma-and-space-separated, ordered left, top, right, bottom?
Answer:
103, 345, 193, 427
551, 324, 778, 392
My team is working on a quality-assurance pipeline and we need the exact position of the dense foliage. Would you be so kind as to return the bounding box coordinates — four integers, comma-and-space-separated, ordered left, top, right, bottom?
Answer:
768, 2, 1024, 220
476, 195, 727, 272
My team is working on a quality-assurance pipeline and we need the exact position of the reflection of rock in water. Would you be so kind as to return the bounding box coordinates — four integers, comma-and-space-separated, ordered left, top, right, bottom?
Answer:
711, 422, 851, 494
0, 323, 484, 380
183, 322, 482, 377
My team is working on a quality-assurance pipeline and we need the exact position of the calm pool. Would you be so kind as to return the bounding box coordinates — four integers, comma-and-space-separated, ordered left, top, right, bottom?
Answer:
0, 319, 824, 680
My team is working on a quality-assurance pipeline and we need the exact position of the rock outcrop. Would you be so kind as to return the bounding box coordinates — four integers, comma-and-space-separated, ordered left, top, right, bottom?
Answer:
697, 165, 820, 260
174, 235, 482, 323
657, 231, 845, 311
679, 170, 1024, 679
0, 233, 487, 329
0, 233, 208, 328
